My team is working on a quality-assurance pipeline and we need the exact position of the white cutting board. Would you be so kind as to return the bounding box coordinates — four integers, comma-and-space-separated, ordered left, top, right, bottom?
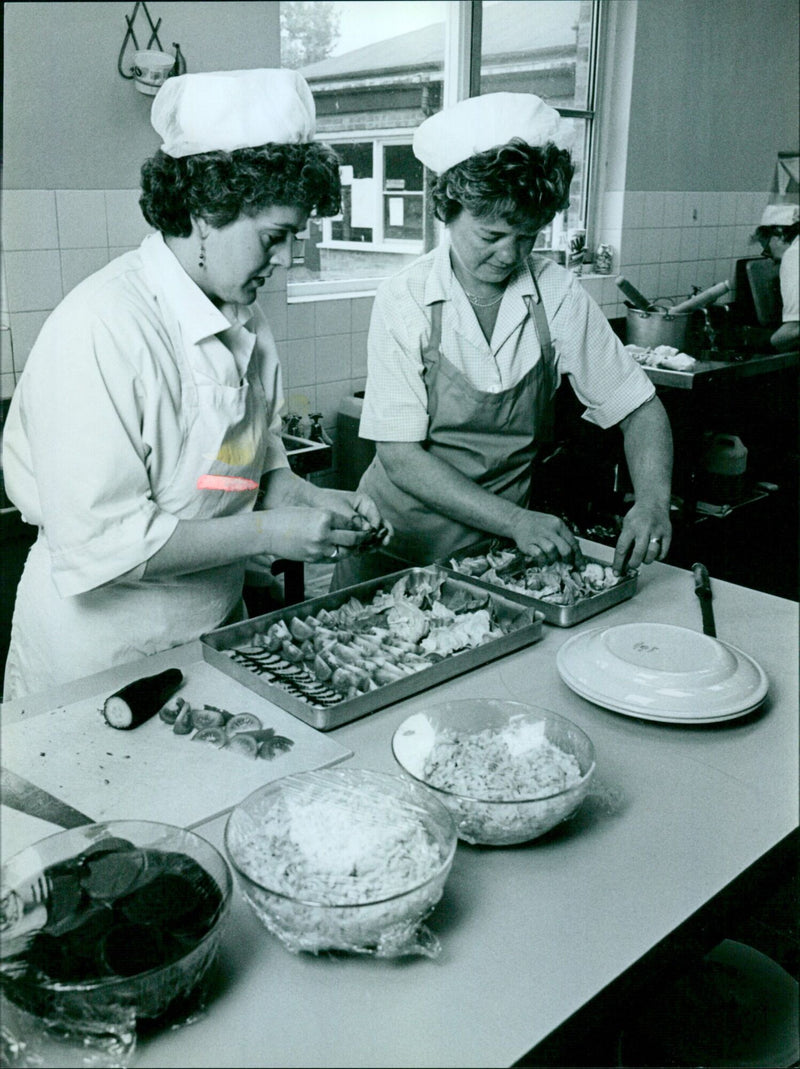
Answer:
1, 661, 352, 829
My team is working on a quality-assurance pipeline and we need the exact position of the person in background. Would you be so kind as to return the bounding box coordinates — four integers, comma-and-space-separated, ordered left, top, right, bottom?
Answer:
2, 68, 387, 701
751, 203, 800, 352
331, 93, 672, 591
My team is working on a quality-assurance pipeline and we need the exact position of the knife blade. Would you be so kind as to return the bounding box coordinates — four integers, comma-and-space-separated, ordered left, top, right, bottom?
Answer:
691, 562, 716, 637
1, 767, 94, 829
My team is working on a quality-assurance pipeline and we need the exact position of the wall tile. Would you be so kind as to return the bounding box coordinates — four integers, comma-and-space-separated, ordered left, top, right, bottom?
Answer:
1, 329, 14, 378
699, 192, 720, 229
351, 331, 368, 378
55, 190, 107, 249
4, 250, 62, 312
315, 380, 350, 431
258, 291, 288, 341
676, 260, 697, 295
316, 298, 350, 336
105, 190, 151, 247
715, 226, 736, 259
639, 229, 661, 264
679, 227, 700, 262
8, 310, 50, 373
623, 191, 645, 229
658, 262, 680, 299
660, 227, 682, 262
638, 263, 659, 299
643, 191, 665, 229
619, 228, 642, 268
316, 333, 351, 383
60, 247, 108, 296
734, 191, 755, 225
2, 190, 58, 250
286, 301, 316, 339
279, 338, 315, 388
681, 192, 702, 226
351, 297, 374, 332
697, 227, 718, 261
1, 371, 16, 400
662, 193, 684, 228
717, 194, 737, 226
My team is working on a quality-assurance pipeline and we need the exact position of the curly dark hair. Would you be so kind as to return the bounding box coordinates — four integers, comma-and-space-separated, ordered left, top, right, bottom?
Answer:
751, 222, 800, 247
431, 138, 574, 228
139, 141, 342, 237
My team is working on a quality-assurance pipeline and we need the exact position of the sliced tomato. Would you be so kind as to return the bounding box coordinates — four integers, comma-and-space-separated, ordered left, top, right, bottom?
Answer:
192, 727, 226, 747
225, 712, 263, 736
225, 733, 259, 758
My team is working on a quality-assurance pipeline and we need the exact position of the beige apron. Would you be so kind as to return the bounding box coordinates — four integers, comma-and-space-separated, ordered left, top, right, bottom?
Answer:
333, 265, 557, 588
4, 314, 271, 699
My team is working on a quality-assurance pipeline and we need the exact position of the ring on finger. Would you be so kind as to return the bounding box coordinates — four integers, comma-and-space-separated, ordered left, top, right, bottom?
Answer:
329, 547, 339, 561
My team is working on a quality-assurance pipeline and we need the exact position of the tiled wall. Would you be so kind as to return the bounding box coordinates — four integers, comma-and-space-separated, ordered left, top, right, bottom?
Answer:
2, 187, 770, 421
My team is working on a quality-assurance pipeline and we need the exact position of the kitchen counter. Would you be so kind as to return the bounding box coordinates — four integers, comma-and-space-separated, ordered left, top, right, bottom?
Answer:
639, 347, 798, 389
1, 545, 798, 1068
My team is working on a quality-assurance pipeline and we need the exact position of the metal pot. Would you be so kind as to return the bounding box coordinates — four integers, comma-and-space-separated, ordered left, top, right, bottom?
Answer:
626, 307, 692, 350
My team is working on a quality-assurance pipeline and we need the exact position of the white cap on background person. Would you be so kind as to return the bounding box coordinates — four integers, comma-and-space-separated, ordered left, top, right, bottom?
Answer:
151, 68, 316, 158
413, 92, 573, 174
760, 203, 800, 227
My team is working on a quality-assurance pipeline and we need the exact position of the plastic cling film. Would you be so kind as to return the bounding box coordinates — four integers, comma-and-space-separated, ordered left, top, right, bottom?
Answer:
225, 769, 457, 958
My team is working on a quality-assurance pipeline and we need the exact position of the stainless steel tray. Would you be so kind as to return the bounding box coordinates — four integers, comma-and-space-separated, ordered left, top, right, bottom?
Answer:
201, 565, 544, 731
441, 538, 638, 627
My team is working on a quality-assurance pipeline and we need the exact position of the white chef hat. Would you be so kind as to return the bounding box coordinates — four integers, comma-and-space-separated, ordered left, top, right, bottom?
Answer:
413, 92, 572, 174
151, 68, 316, 158
760, 203, 799, 227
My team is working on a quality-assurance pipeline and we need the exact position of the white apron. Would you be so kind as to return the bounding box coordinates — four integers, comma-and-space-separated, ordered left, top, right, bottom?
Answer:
4, 313, 271, 700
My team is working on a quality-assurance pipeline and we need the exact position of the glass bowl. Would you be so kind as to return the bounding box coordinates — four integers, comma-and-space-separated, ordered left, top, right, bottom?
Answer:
392, 700, 596, 845
0, 820, 232, 1025
224, 768, 457, 957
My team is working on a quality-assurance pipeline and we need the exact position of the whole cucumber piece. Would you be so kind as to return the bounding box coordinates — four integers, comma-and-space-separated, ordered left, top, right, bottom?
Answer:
102, 669, 184, 730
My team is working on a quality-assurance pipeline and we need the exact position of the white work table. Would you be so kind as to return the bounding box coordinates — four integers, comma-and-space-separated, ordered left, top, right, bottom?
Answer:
2, 546, 797, 1068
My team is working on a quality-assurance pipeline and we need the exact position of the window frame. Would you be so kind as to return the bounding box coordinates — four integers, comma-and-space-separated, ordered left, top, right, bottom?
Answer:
287, 0, 605, 302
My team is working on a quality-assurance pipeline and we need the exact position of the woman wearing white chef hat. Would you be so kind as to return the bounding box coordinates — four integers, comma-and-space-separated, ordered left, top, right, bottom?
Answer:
331, 92, 673, 589
751, 202, 799, 352
2, 68, 388, 700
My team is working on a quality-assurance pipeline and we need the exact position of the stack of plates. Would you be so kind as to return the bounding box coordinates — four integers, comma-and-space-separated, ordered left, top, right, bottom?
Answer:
556, 622, 768, 724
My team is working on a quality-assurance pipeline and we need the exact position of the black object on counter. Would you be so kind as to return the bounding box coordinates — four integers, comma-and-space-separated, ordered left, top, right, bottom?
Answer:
692, 562, 716, 637
102, 668, 184, 730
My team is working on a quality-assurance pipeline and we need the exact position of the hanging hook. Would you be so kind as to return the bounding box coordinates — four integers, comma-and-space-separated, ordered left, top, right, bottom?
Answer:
118, 1, 174, 80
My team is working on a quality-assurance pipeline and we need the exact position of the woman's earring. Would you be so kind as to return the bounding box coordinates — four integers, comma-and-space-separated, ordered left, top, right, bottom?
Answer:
198, 239, 206, 270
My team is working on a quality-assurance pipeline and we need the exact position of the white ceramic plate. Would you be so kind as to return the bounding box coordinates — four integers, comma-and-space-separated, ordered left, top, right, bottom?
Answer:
556, 622, 768, 724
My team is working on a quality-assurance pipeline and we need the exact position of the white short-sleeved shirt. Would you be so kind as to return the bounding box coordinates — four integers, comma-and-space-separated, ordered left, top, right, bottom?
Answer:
2, 232, 288, 598
359, 238, 655, 443
779, 236, 799, 321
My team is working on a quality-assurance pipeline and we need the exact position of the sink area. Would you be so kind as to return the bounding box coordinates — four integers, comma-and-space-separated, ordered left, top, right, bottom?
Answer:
281, 433, 332, 477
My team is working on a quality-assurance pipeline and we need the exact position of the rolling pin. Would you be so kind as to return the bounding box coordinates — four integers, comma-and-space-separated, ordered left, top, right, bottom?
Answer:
670, 280, 732, 314
615, 276, 657, 311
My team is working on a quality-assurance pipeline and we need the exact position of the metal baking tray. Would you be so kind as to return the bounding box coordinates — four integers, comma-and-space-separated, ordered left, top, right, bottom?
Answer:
201, 565, 544, 731
440, 538, 638, 627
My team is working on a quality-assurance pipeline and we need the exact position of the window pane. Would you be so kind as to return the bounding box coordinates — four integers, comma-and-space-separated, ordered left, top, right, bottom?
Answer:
330, 141, 374, 243
479, 1, 597, 250
282, 1, 446, 290
479, 0, 593, 109
282, 1, 599, 293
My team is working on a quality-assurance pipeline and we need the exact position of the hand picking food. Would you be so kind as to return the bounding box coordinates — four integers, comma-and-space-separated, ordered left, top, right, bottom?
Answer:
450, 549, 627, 604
